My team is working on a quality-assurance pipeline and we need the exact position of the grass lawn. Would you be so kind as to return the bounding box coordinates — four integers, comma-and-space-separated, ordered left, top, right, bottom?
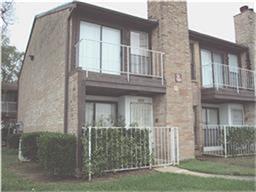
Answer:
179, 156, 256, 176
2, 148, 255, 191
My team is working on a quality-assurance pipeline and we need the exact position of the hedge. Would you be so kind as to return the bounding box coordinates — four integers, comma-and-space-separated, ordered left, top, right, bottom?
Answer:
7, 134, 21, 149
226, 126, 256, 156
82, 128, 150, 177
38, 132, 76, 176
21, 132, 43, 161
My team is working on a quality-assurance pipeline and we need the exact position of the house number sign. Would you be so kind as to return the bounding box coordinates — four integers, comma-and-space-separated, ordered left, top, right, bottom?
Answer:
175, 73, 182, 82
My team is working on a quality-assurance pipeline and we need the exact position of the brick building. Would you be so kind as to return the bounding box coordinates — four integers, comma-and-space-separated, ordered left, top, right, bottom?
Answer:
18, 1, 255, 161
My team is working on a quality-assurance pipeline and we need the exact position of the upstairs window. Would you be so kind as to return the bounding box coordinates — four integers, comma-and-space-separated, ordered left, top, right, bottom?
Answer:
130, 31, 150, 75
79, 21, 121, 75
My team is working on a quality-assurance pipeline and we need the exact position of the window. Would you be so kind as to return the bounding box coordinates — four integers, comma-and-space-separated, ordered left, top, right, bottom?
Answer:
79, 21, 121, 75
231, 109, 243, 125
228, 54, 239, 87
201, 49, 224, 87
202, 107, 219, 125
130, 31, 150, 75
190, 43, 196, 80
130, 102, 152, 127
85, 102, 117, 127
201, 49, 213, 87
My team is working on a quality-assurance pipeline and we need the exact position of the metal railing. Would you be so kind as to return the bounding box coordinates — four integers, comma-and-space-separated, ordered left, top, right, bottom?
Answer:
202, 62, 255, 92
203, 125, 256, 157
82, 126, 179, 180
75, 39, 165, 85
1, 101, 17, 113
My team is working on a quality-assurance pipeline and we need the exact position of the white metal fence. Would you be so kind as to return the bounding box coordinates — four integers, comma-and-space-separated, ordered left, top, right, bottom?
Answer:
75, 39, 165, 84
203, 125, 256, 157
82, 126, 179, 180
202, 62, 255, 92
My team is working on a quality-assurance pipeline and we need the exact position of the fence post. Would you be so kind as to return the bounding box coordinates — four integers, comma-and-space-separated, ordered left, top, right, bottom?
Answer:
223, 126, 227, 158
149, 127, 153, 169
170, 128, 175, 165
88, 126, 92, 181
175, 128, 180, 165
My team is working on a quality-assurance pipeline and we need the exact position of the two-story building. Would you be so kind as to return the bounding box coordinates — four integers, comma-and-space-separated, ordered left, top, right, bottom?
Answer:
17, 1, 255, 164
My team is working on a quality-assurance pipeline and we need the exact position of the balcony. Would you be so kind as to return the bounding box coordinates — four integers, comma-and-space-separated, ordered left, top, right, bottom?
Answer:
201, 63, 255, 102
2, 101, 17, 114
74, 39, 165, 96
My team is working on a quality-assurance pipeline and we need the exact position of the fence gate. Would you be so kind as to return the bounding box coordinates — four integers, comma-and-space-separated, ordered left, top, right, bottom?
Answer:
152, 127, 179, 167
83, 126, 179, 180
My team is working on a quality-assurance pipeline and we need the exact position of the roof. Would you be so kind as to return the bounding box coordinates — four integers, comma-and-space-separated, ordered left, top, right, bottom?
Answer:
36, 1, 158, 29
189, 30, 248, 52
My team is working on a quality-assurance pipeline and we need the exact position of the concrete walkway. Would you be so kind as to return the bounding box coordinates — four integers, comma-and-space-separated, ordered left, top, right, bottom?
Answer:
155, 166, 256, 181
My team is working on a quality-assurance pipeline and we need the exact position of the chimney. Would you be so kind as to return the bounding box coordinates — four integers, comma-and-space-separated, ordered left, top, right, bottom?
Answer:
148, 0, 194, 160
234, 5, 256, 69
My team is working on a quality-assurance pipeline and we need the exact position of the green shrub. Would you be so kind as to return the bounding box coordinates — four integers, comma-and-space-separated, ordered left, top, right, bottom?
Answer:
21, 132, 43, 161
7, 134, 21, 149
38, 132, 76, 176
82, 128, 150, 177
226, 126, 256, 156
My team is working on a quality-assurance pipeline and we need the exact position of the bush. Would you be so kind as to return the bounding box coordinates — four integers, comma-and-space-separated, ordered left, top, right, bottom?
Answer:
226, 126, 256, 156
21, 132, 43, 161
7, 134, 21, 149
82, 128, 150, 177
2, 121, 16, 145
38, 132, 76, 176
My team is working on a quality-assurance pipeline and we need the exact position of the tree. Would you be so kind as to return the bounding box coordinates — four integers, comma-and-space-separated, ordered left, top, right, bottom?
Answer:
1, 1, 14, 34
1, 1, 24, 83
1, 34, 23, 83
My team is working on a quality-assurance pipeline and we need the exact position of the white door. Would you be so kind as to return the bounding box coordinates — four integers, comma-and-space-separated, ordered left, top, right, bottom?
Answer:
201, 49, 213, 87
79, 21, 101, 72
102, 26, 121, 75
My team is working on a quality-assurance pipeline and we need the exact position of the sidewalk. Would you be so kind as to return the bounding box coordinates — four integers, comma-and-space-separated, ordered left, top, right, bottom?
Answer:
155, 166, 256, 181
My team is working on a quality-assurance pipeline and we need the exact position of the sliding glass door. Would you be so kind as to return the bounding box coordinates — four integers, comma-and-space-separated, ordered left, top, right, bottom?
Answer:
130, 31, 150, 75
101, 26, 121, 74
79, 22, 101, 72
79, 21, 121, 75
201, 49, 213, 87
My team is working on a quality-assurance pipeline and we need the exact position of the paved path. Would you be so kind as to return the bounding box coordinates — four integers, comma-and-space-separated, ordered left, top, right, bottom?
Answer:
155, 166, 256, 181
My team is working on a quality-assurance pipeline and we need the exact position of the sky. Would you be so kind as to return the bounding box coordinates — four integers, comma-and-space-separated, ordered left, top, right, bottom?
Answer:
7, 0, 256, 52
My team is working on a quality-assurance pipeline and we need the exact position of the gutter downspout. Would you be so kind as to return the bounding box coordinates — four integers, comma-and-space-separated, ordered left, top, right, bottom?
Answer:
64, 4, 76, 134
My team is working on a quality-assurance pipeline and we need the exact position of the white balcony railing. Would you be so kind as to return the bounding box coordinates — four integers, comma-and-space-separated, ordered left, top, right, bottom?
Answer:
1, 101, 17, 113
202, 62, 255, 92
75, 39, 165, 84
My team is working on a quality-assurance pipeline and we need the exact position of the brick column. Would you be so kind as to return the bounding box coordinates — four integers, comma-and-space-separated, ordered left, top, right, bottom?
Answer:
148, 0, 195, 160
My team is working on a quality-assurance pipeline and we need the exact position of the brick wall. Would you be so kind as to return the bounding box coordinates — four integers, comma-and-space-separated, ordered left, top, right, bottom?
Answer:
148, 0, 195, 160
18, 10, 70, 133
